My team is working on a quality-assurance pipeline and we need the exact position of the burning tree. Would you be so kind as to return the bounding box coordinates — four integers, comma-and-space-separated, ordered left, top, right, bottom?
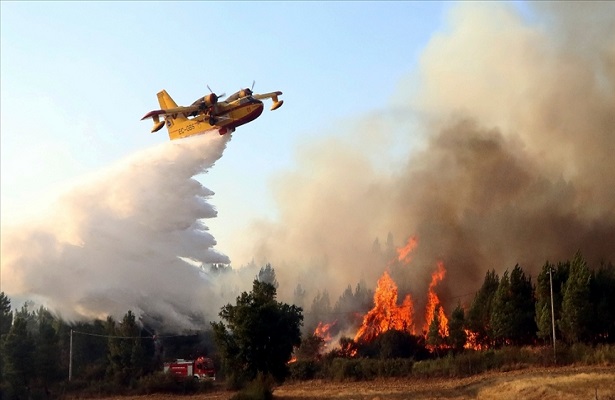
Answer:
354, 270, 415, 343
352, 237, 420, 343
423, 262, 449, 336
349, 236, 456, 355
426, 304, 447, 352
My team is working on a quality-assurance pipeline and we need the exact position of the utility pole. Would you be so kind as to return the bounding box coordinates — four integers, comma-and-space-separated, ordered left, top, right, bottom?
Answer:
549, 267, 557, 364
69, 329, 73, 381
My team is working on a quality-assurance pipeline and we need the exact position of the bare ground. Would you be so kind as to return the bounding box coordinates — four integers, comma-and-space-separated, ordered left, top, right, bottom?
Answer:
96, 365, 615, 400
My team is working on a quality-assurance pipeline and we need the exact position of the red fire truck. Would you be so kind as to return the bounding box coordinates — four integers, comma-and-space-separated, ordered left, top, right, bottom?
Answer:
163, 356, 216, 380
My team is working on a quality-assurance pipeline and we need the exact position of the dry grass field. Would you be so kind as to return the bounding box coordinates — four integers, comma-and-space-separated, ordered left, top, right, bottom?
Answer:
274, 366, 615, 399
95, 365, 614, 400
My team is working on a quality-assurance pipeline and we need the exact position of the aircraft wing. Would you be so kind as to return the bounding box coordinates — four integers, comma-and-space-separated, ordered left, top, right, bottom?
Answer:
141, 105, 202, 120
253, 91, 283, 100
253, 91, 284, 110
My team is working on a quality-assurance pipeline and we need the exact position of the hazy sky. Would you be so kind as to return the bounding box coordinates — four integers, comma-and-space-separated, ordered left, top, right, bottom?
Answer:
1, 1, 454, 261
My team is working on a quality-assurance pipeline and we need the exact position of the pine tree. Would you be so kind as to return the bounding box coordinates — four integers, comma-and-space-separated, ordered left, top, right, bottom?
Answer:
467, 269, 499, 348
257, 263, 279, 289
535, 262, 555, 342
490, 270, 513, 347
106, 311, 145, 385
560, 252, 592, 343
305, 290, 332, 332
0, 292, 13, 389
535, 261, 569, 343
0, 292, 12, 337
35, 307, 61, 387
333, 285, 354, 315
354, 280, 374, 312
590, 262, 615, 342
293, 283, 306, 308
333, 285, 357, 327
508, 265, 536, 345
66, 320, 109, 381
448, 303, 467, 352
3, 315, 35, 398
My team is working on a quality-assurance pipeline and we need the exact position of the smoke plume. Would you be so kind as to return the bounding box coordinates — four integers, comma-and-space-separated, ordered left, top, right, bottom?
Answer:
1, 134, 234, 329
243, 2, 615, 318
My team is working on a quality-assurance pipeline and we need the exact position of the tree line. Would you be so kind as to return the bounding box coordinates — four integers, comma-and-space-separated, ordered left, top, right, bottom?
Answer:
1, 254, 614, 398
454, 251, 615, 351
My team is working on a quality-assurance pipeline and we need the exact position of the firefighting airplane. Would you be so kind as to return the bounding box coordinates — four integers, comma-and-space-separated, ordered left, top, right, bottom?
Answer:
141, 83, 283, 140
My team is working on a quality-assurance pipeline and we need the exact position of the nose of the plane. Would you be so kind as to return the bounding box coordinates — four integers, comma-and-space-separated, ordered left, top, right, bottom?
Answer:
252, 102, 264, 118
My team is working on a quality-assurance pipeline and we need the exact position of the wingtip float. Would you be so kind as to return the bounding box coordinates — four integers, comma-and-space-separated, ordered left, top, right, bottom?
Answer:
141, 84, 283, 140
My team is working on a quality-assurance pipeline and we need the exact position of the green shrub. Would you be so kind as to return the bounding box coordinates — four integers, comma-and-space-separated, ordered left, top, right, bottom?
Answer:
591, 344, 615, 364
225, 370, 249, 391
318, 358, 414, 381
561, 343, 615, 365
412, 346, 567, 378
59, 379, 123, 398
289, 360, 320, 380
376, 358, 414, 377
331, 358, 365, 381
230, 373, 274, 400
413, 350, 502, 378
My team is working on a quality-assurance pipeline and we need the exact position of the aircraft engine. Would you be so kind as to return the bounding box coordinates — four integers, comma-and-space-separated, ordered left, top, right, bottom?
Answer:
202, 93, 218, 107
240, 88, 253, 98
192, 93, 219, 108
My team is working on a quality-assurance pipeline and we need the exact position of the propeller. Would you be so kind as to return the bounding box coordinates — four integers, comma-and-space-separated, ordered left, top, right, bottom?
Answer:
240, 81, 256, 97
206, 85, 225, 100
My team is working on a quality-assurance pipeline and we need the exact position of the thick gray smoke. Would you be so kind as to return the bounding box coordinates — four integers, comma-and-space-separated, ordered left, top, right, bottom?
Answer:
1, 134, 237, 330
241, 2, 615, 319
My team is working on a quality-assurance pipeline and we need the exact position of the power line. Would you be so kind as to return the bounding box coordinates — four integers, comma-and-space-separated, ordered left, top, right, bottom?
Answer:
70, 329, 195, 340
68, 329, 199, 381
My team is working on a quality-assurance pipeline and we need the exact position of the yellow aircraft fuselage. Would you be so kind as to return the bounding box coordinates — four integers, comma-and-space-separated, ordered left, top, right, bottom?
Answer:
166, 96, 263, 140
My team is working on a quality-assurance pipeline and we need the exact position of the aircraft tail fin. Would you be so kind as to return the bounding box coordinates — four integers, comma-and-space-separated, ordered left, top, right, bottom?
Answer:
157, 90, 179, 109
156, 90, 188, 122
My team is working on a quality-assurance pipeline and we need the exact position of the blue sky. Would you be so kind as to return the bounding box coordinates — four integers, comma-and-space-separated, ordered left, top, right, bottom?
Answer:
1, 1, 490, 263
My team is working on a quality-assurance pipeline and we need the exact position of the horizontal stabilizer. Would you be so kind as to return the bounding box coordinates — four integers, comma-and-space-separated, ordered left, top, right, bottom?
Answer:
271, 100, 284, 111
151, 120, 166, 133
141, 110, 166, 120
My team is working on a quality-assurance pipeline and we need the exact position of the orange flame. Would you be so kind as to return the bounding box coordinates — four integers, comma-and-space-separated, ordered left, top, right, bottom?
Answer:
396, 236, 418, 263
314, 321, 335, 343
464, 329, 483, 350
353, 236, 454, 352
354, 270, 415, 342
423, 261, 449, 337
